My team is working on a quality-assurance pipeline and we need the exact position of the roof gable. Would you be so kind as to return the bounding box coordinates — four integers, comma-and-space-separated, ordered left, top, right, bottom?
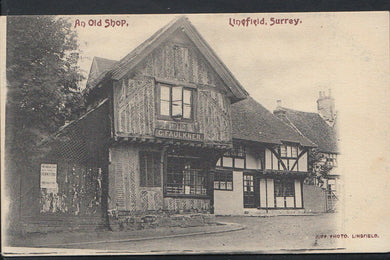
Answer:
86, 16, 248, 102
231, 97, 316, 147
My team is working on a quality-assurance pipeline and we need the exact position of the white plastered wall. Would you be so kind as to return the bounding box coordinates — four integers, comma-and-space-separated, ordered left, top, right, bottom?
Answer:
214, 171, 243, 215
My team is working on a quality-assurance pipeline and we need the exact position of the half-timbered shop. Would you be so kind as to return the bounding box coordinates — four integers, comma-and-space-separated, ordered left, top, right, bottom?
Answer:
34, 16, 249, 231
213, 97, 316, 215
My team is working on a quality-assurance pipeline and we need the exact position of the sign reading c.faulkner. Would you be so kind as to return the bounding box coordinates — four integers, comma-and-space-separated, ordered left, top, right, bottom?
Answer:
155, 129, 204, 141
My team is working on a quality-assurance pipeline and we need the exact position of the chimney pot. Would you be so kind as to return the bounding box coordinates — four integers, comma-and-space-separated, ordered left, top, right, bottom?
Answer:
277, 100, 282, 106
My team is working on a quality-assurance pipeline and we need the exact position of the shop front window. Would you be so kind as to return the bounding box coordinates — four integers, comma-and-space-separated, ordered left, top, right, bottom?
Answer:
274, 178, 295, 208
274, 179, 294, 197
165, 156, 207, 196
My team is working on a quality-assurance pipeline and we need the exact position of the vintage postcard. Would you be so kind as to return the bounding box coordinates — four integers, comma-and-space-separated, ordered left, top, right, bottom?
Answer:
1, 12, 389, 255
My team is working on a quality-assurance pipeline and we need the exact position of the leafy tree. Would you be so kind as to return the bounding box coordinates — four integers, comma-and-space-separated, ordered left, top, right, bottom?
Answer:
306, 148, 333, 187
5, 16, 85, 233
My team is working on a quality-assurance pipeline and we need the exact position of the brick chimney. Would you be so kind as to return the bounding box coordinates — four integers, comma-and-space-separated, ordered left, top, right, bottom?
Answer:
273, 99, 287, 120
317, 89, 335, 124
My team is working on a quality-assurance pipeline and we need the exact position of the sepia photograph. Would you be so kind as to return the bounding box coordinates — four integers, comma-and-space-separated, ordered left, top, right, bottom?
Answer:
1, 12, 389, 255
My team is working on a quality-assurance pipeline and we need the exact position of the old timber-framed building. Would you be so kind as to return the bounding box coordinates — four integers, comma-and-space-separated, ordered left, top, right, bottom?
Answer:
273, 91, 339, 212
36, 16, 247, 230
31, 16, 320, 231
273, 91, 339, 193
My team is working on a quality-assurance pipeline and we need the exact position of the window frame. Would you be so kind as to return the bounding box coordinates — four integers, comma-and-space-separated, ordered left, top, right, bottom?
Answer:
325, 153, 337, 167
279, 143, 299, 171
274, 178, 296, 208
214, 170, 233, 191
221, 144, 246, 169
274, 178, 295, 197
156, 83, 195, 122
164, 155, 208, 198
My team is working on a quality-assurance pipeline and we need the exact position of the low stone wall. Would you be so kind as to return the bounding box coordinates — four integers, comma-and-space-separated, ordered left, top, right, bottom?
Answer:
108, 210, 216, 231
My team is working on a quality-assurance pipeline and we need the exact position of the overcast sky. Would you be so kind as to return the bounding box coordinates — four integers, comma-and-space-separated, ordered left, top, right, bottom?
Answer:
70, 12, 387, 113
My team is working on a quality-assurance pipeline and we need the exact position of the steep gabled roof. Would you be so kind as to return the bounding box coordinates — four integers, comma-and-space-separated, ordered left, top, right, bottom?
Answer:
280, 107, 338, 153
231, 97, 316, 147
85, 16, 248, 102
86, 57, 117, 87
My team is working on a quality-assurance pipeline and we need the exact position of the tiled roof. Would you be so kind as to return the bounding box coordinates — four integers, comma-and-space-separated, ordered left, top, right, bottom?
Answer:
231, 97, 316, 147
280, 107, 338, 153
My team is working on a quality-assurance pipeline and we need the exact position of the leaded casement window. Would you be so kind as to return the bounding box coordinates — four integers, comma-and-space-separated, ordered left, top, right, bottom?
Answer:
225, 144, 246, 158
214, 170, 233, 191
139, 152, 161, 187
325, 153, 337, 167
220, 144, 246, 169
280, 144, 298, 158
279, 143, 299, 171
158, 84, 193, 120
165, 156, 207, 196
274, 179, 295, 197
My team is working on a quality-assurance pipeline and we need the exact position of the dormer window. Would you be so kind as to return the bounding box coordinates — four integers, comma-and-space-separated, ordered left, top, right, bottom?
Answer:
158, 83, 193, 120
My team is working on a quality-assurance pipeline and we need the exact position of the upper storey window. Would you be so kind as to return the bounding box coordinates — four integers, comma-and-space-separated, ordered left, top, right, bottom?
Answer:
279, 143, 299, 171
324, 153, 337, 167
280, 144, 298, 158
158, 84, 193, 120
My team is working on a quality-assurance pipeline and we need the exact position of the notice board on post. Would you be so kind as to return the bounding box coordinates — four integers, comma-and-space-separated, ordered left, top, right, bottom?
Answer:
40, 163, 58, 194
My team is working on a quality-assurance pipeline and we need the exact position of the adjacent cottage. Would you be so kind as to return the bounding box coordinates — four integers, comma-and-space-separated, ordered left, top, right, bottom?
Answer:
213, 97, 315, 215
273, 90, 339, 212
